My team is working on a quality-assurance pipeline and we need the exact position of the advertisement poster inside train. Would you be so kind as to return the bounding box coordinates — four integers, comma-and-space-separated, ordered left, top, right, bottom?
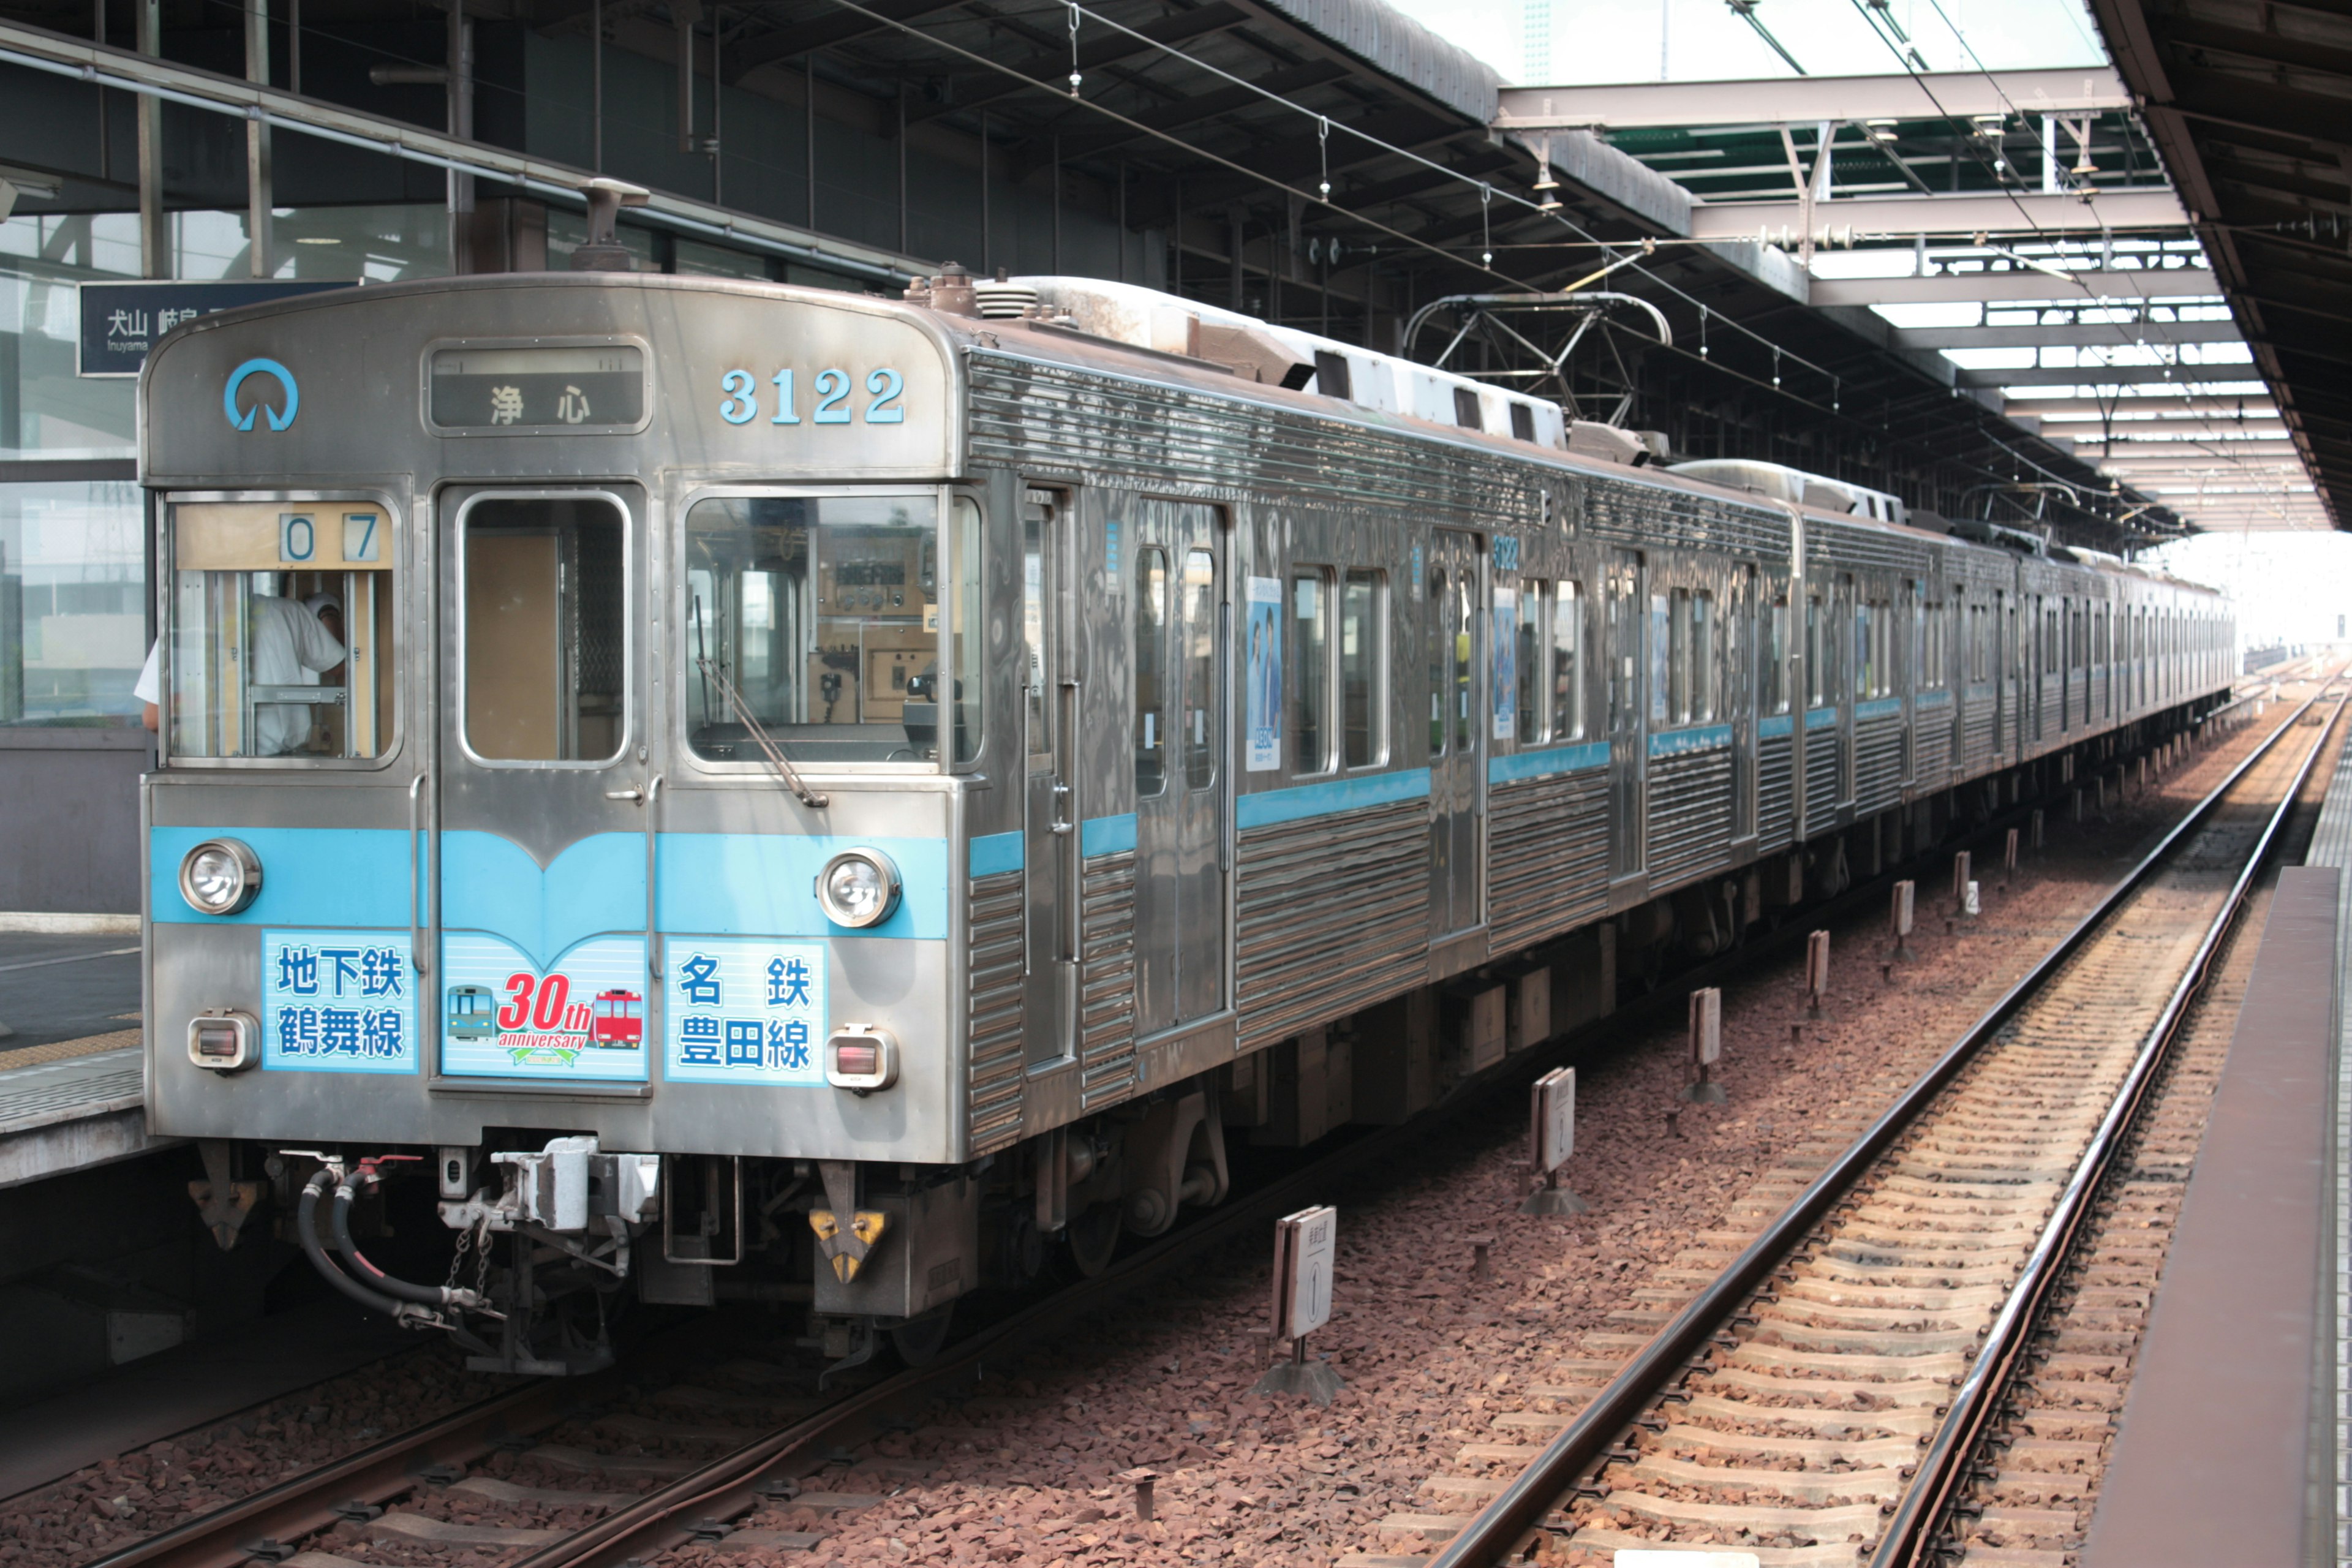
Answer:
1245, 575, 1282, 772
438, 933, 650, 1080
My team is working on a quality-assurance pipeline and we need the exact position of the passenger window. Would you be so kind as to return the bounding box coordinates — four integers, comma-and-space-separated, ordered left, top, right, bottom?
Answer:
1649, 592, 1671, 726
1427, 568, 1449, 757
1290, 570, 1333, 775
1023, 505, 1049, 759
1804, 594, 1823, 708
1551, 581, 1583, 739
464, 495, 626, 763
167, 502, 391, 760
1764, 592, 1789, 715
1181, 548, 1216, 791
682, 492, 957, 764
1341, 570, 1385, 768
1450, 571, 1474, 751
1515, 582, 1544, 744
1667, 589, 1690, 724
1134, 548, 1168, 797
1703, 592, 1721, 728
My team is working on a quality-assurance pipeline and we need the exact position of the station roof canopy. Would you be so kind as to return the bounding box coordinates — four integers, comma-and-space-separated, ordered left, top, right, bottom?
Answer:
1, 0, 2310, 541
1500, 59, 2330, 534
2086, 0, 2352, 534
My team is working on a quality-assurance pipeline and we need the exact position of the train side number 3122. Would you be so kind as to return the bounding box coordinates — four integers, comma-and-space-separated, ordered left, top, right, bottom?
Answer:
718, 368, 906, 426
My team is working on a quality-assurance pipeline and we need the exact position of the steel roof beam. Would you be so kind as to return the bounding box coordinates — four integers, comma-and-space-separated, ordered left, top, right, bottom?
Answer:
1883, 319, 2243, 351
1958, 362, 2261, 388
1494, 67, 2131, 131
1810, 268, 2217, 306
1687, 189, 2189, 241
722, 0, 970, 84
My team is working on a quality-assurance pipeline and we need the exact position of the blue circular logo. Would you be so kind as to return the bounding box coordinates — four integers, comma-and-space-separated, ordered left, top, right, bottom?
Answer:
224, 358, 300, 432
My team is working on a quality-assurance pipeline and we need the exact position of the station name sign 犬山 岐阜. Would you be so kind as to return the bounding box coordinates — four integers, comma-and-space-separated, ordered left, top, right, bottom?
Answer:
78, 281, 351, 377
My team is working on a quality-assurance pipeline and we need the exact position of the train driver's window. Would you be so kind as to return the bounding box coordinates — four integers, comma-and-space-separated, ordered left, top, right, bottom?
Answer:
1551, 581, 1584, 740
167, 502, 392, 760
1341, 570, 1385, 768
1134, 548, 1169, 797
684, 492, 960, 764
1290, 569, 1333, 774
461, 495, 626, 764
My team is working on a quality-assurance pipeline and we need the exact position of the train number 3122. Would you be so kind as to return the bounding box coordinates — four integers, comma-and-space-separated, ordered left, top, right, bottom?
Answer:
718, 368, 906, 426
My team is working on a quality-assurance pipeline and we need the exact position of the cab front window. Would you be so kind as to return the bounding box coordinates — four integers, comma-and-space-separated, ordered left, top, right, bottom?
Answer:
684, 492, 979, 765
165, 502, 392, 760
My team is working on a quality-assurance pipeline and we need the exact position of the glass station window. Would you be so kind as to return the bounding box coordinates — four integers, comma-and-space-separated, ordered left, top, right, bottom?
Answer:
1341, 570, 1385, 769
684, 492, 963, 764
1290, 569, 1332, 775
462, 495, 626, 763
167, 502, 391, 760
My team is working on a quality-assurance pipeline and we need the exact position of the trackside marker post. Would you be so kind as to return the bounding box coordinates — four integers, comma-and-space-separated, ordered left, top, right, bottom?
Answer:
1683, 987, 1726, 1104
1254, 1205, 1342, 1404
1523, 1065, 1588, 1215
1890, 880, 1917, 962
1804, 930, 1831, 1021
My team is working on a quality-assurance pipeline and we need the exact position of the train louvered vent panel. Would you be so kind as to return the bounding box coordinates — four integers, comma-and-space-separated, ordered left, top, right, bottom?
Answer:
1489, 764, 1609, 952
1235, 797, 1426, 1054
966, 870, 1027, 1155
1807, 527, 1931, 576
1803, 739, 1841, 829
1647, 747, 1734, 888
1758, 734, 1795, 852
1854, 714, 1905, 813
1961, 696, 2000, 771
1079, 851, 1138, 1110
1584, 486, 1787, 560
968, 355, 1539, 517
1913, 706, 1953, 788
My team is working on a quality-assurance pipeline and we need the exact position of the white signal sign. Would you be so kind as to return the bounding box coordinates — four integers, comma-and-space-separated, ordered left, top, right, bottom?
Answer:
1534, 1065, 1576, 1173
1273, 1205, 1337, 1340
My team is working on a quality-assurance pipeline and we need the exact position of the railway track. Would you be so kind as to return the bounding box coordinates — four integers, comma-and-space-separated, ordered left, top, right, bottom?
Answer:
74, 709, 2278, 1568
1406, 671, 2345, 1568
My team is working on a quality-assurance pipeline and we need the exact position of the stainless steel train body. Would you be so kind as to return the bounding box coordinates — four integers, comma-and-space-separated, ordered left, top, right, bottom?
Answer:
138, 271, 2233, 1363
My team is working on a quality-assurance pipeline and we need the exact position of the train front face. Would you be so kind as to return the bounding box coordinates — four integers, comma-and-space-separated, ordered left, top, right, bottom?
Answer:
141, 275, 986, 1354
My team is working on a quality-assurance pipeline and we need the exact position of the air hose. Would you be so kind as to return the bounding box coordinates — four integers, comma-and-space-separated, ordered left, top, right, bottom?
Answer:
331, 1174, 486, 1310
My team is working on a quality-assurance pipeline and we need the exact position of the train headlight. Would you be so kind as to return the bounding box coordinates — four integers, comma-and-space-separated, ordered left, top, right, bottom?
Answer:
815, 848, 900, 929
179, 838, 262, 916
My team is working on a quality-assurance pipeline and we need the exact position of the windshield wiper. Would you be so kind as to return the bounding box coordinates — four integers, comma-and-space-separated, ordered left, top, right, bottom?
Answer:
694, 656, 829, 809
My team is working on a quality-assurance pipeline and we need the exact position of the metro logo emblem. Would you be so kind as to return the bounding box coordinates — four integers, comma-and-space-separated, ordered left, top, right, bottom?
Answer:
224, 358, 300, 432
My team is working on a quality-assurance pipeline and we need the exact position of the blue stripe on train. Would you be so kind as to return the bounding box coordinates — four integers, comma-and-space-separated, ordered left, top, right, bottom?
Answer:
1235, 767, 1432, 829
968, 831, 1022, 878
1489, 741, 1607, 783
1648, 724, 1733, 759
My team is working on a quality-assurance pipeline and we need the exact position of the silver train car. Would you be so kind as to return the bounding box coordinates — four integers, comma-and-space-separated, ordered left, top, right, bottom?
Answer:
138, 257, 2233, 1372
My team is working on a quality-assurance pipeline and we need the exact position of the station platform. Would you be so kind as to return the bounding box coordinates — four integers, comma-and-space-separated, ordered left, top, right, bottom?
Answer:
0, 929, 159, 1189
2078, 720, 2352, 1566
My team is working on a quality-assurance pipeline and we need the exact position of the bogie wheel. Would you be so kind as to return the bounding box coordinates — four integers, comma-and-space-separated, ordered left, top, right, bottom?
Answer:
1066, 1202, 1123, 1278
891, 1303, 956, 1367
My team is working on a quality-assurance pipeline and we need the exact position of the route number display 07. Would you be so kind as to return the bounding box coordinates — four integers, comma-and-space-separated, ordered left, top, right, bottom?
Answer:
718, 367, 906, 426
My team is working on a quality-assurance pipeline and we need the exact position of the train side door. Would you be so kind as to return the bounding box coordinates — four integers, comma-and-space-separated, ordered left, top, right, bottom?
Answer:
1605, 548, 1645, 885
1834, 572, 1856, 810
1021, 488, 1081, 1069
1130, 500, 1229, 1036
1426, 529, 1485, 938
432, 486, 653, 1084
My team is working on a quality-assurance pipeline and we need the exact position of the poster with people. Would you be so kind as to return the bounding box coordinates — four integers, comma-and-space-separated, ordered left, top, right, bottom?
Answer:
1245, 575, 1283, 772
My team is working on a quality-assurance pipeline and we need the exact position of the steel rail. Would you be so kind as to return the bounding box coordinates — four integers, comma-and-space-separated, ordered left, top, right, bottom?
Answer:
74, 1343, 697, 1568
1423, 678, 2335, 1568
1871, 679, 2345, 1567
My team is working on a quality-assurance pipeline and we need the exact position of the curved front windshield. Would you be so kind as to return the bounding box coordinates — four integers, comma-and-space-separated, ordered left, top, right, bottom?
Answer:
684, 493, 976, 765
